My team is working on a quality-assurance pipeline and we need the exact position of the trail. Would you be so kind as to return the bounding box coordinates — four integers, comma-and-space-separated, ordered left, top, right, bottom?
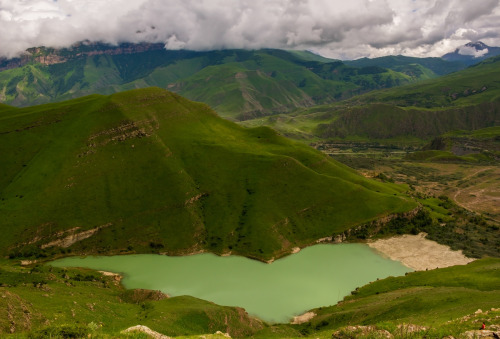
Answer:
451, 166, 500, 223
452, 167, 491, 207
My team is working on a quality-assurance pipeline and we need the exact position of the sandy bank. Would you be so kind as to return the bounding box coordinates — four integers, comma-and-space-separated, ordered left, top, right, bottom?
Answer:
291, 312, 316, 324
367, 233, 475, 271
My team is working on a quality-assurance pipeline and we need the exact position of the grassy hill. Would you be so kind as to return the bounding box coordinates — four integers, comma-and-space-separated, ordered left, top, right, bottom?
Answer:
0, 87, 414, 261
0, 45, 434, 120
345, 55, 466, 76
288, 258, 500, 338
241, 56, 500, 144
405, 126, 500, 163
0, 257, 498, 337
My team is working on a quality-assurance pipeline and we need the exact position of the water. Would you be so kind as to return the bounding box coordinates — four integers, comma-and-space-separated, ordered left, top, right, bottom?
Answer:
50, 243, 411, 323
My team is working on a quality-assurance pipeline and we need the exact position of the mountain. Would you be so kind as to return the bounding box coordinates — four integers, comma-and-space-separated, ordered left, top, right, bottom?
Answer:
242, 55, 500, 143
0, 42, 432, 120
345, 55, 465, 76
0, 87, 414, 261
442, 41, 500, 66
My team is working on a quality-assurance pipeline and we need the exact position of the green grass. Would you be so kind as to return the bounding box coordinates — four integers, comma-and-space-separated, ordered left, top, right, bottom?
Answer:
0, 87, 414, 261
1, 48, 431, 120
291, 258, 500, 336
1, 256, 498, 337
241, 56, 500, 144
0, 262, 264, 337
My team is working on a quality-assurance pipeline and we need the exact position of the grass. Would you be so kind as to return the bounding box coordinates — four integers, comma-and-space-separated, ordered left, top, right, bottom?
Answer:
1, 48, 431, 120
0, 87, 414, 262
0, 262, 264, 337
0, 256, 498, 338
241, 55, 500, 144
288, 258, 500, 337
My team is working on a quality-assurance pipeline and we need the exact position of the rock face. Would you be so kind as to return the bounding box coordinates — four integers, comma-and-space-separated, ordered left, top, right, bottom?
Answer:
0, 42, 165, 70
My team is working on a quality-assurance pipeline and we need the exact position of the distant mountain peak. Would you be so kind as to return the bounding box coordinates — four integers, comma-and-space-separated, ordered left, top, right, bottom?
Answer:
464, 41, 489, 50
442, 41, 500, 65
458, 42, 489, 58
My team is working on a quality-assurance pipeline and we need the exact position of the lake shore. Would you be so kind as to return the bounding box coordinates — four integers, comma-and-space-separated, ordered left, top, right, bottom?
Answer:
367, 233, 475, 271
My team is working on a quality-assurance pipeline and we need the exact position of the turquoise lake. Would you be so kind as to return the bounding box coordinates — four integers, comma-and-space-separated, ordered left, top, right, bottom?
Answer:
50, 243, 412, 323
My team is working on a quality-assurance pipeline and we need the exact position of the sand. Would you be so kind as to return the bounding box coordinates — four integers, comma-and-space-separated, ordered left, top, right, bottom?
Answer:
291, 312, 316, 324
367, 233, 475, 271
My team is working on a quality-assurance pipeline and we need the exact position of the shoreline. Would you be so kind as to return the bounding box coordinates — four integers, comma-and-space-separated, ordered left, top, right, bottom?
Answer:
367, 232, 475, 271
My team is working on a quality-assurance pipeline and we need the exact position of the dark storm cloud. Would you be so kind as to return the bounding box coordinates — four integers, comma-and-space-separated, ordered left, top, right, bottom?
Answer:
1, 0, 499, 59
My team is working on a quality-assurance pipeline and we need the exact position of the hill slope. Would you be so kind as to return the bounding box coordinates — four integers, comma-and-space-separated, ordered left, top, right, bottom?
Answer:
0, 43, 433, 119
1, 257, 498, 337
242, 56, 500, 143
0, 88, 414, 261
345, 55, 465, 76
291, 258, 500, 338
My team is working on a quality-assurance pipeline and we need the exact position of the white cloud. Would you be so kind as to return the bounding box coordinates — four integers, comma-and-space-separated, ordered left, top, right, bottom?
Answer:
458, 45, 489, 58
0, 0, 499, 59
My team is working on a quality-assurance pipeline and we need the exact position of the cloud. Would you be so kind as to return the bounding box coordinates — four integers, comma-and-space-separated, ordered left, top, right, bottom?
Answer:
458, 45, 489, 58
0, 0, 500, 59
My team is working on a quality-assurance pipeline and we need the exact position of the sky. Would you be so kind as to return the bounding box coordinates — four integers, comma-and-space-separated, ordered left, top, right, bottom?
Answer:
0, 0, 499, 60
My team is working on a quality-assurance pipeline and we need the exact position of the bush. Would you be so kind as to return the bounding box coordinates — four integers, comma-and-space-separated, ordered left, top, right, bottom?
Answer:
29, 324, 88, 338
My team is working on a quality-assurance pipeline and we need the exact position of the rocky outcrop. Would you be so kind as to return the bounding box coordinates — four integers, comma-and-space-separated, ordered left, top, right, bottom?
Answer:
0, 42, 166, 70
462, 330, 500, 339
41, 223, 112, 249
330, 207, 422, 243
121, 325, 172, 339
332, 325, 393, 338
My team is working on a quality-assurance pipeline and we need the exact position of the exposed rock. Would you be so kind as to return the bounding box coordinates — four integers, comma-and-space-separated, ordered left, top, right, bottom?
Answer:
462, 330, 500, 338
397, 323, 428, 333
122, 325, 172, 339
291, 312, 316, 324
332, 325, 393, 339
41, 223, 112, 249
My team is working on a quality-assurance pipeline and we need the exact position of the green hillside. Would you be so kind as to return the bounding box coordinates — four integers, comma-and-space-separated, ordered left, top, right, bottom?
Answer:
292, 258, 500, 338
0, 47, 431, 120
0, 87, 414, 261
242, 56, 500, 143
345, 55, 466, 76
406, 126, 500, 163
0, 257, 498, 337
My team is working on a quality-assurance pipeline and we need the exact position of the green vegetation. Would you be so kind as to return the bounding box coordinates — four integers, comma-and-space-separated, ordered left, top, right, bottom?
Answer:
0, 47, 434, 119
242, 55, 500, 144
0, 262, 264, 337
0, 87, 414, 262
1, 257, 498, 337
295, 258, 500, 337
345, 55, 466, 76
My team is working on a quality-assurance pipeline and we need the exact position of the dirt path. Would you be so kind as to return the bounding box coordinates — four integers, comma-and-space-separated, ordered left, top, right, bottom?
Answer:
451, 166, 500, 223
367, 233, 475, 271
452, 167, 492, 208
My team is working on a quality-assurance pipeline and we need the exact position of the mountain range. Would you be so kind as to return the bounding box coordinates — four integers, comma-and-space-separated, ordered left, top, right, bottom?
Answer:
242, 55, 500, 144
0, 41, 484, 120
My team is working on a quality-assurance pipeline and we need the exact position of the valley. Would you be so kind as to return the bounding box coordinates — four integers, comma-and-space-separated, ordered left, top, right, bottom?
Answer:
0, 40, 499, 338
